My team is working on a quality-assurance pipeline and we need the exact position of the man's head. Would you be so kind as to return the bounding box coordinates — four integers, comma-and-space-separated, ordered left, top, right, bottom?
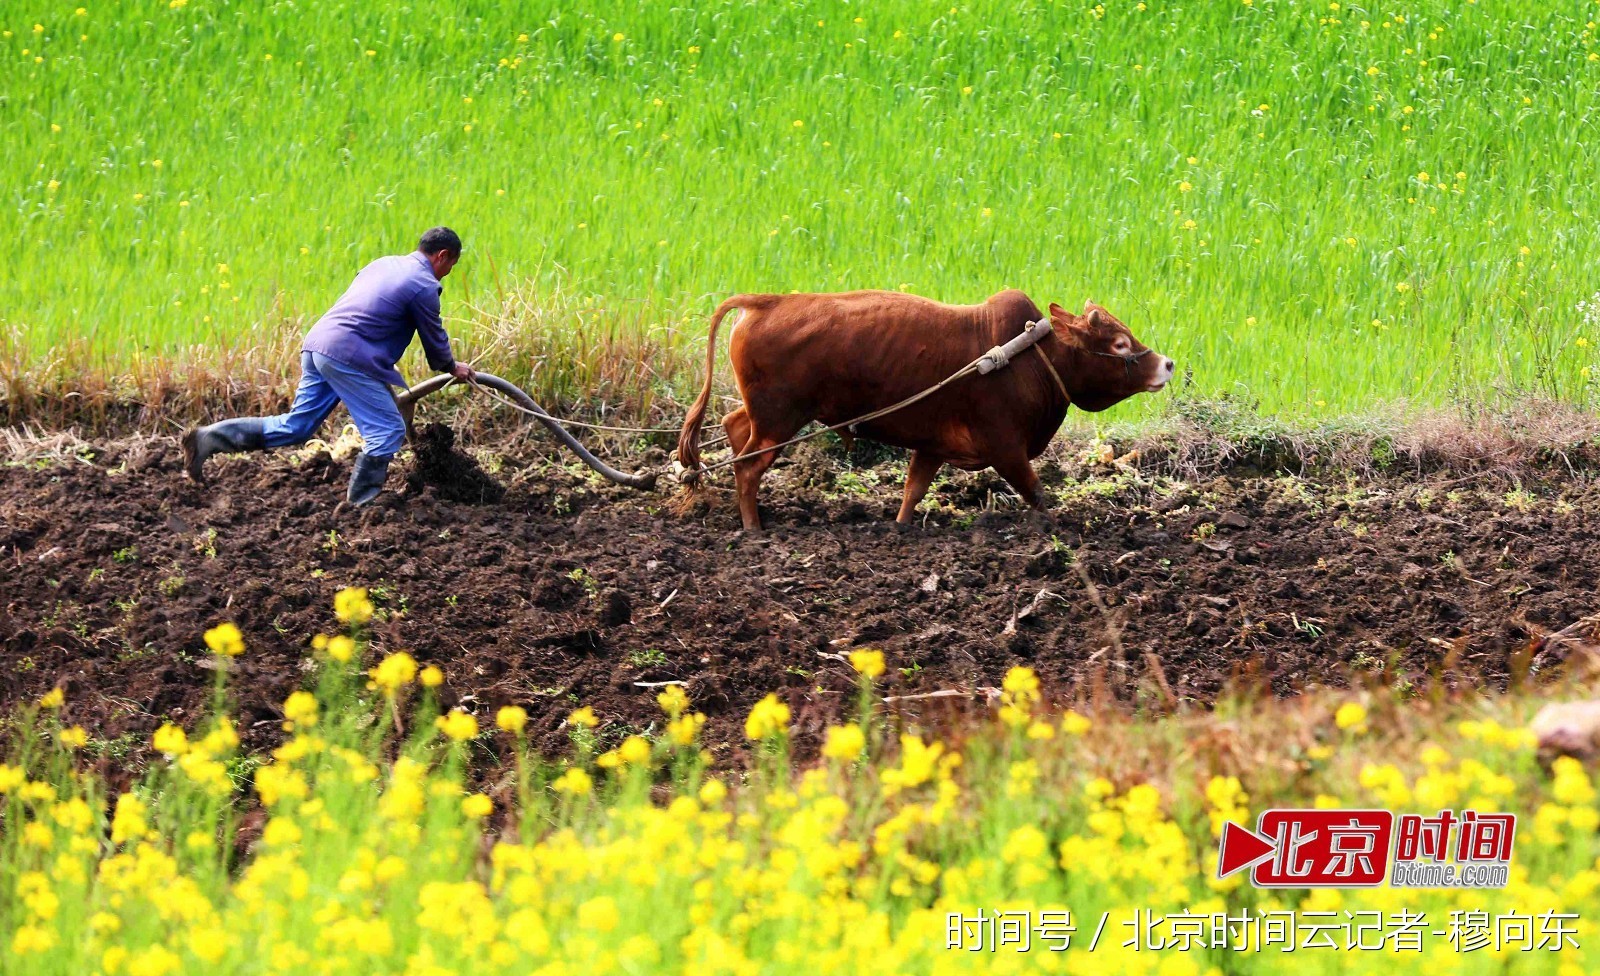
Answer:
418, 226, 462, 279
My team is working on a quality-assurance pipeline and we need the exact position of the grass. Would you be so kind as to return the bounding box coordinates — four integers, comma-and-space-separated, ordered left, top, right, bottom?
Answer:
4, 590, 1600, 973
4, 1, 1600, 429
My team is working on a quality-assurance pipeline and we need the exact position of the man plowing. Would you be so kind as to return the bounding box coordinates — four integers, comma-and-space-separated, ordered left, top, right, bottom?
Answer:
181, 227, 475, 505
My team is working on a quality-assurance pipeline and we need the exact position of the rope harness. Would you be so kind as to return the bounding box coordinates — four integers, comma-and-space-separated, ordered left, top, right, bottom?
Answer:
1091, 346, 1153, 380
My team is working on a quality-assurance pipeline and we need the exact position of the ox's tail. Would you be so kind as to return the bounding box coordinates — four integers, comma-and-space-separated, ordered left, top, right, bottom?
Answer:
677, 294, 765, 479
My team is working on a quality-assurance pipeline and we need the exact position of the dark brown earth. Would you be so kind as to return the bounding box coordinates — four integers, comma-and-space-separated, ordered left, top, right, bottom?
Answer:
406, 422, 506, 505
2, 429, 1598, 774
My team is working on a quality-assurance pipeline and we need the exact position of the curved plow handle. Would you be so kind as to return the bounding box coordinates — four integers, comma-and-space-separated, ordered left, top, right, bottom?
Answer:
397, 373, 657, 490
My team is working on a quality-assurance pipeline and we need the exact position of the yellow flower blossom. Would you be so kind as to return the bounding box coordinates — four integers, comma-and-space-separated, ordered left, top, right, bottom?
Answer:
282, 691, 317, 729
848, 648, 886, 678
656, 684, 689, 717
553, 767, 592, 796
495, 705, 528, 733
822, 724, 866, 762
204, 622, 244, 657
368, 652, 417, 695
617, 735, 652, 765
1335, 701, 1368, 731
744, 693, 791, 741
435, 710, 479, 742
152, 723, 188, 756
334, 587, 374, 625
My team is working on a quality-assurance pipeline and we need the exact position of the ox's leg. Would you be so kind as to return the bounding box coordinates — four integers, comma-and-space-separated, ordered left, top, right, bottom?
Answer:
724, 407, 773, 530
992, 455, 1048, 512
721, 407, 752, 456
733, 437, 784, 531
896, 451, 943, 524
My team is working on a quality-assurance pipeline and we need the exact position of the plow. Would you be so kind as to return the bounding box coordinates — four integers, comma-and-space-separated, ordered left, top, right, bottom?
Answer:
394, 371, 659, 491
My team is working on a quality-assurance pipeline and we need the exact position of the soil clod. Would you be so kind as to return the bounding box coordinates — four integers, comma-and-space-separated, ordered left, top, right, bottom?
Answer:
406, 423, 505, 505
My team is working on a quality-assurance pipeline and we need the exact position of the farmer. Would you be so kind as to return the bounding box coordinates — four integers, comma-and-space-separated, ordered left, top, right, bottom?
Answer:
182, 227, 475, 505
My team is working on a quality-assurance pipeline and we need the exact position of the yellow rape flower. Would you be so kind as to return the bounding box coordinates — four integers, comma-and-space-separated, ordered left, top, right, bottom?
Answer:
618, 735, 652, 765
1335, 701, 1368, 732
203, 622, 244, 657
881, 734, 944, 794
368, 652, 417, 695
461, 793, 493, 818
334, 587, 374, 625
667, 711, 706, 746
744, 693, 791, 741
152, 723, 188, 756
189, 928, 227, 964
316, 633, 357, 662
52, 797, 93, 833
420, 665, 444, 688
553, 767, 592, 796
128, 945, 180, 976
110, 793, 148, 845
1003, 666, 1040, 700
282, 691, 317, 729
1060, 710, 1092, 735
261, 817, 302, 847
435, 710, 479, 742
58, 726, 88, 749
495, 705, 528, 733
578, 895, 620, 931
698, 778, 727, 805
656, 684, 689, 717
567, 706, 598, 728
39, 688, 65, 709
821, 724, 865, 762
849, 648, 886, 677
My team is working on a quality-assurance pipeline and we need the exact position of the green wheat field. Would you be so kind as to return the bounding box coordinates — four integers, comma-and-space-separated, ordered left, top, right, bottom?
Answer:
4, 0, 1599, 419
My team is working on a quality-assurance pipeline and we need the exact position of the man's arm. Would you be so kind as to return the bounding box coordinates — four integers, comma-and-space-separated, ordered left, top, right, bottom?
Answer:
410, 285, 467, 377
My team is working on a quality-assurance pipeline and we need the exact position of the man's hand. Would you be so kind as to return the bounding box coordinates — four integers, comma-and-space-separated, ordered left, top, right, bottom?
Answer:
451, 362, 476, 382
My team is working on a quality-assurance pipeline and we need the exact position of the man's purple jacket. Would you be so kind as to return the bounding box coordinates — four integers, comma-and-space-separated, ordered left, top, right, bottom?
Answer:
302, 251, 456, 388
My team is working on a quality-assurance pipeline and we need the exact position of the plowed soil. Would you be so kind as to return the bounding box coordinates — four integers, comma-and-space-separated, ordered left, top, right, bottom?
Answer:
3, 433, 1597, 772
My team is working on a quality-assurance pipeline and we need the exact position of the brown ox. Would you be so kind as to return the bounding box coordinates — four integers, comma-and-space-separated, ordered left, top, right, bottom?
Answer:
677, 289, 1175, 530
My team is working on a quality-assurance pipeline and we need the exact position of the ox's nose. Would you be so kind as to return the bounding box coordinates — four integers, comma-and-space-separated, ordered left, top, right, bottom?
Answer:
1148, 356, 1176, 391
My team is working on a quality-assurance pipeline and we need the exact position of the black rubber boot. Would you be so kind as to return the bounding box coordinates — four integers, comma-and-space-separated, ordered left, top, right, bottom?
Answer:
181, 418, 267, 483
347, 453, 393, 507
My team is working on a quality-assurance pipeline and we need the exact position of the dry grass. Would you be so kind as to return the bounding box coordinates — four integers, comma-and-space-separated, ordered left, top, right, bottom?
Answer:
1099, 393, 1600, 483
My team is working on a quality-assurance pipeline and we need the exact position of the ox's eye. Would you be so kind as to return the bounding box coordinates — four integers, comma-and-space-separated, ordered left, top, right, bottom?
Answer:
1111, 337, 1131, 354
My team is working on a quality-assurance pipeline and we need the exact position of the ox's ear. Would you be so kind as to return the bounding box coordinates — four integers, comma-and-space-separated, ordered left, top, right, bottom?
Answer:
1047, 302, 1075, 326
1049, 302, 1088, 334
